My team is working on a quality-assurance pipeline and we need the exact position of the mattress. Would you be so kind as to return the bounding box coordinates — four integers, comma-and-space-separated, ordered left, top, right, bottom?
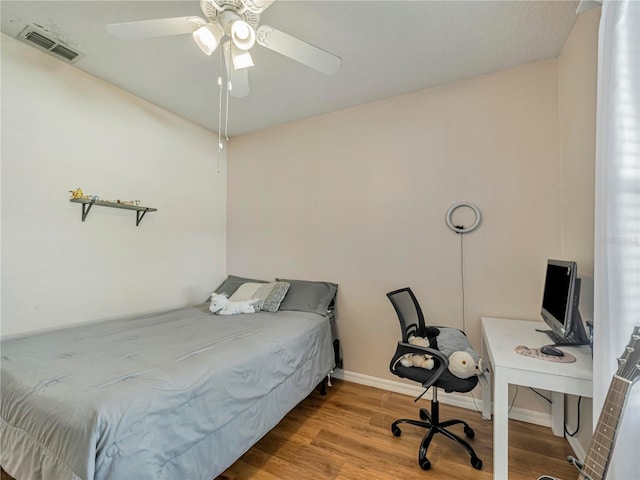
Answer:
0, 303, 334, 480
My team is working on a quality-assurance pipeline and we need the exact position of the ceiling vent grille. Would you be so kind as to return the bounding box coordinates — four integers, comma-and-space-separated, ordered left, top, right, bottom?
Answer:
17, 25, 84, 64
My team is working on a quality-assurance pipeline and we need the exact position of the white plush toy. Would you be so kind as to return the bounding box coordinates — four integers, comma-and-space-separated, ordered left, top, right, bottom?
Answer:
209, 293, 258, 315
400, 329, 485, 380
448, 351, 483, 379
399, 335, 435, 369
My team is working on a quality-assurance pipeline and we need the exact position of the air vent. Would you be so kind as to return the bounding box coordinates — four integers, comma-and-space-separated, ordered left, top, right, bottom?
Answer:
17, 25, 84, 64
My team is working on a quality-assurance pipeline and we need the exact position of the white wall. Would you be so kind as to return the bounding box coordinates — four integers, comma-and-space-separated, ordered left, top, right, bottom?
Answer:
1, 34, 227, 336
227, 58, 563, 415
558, 8, 601, 456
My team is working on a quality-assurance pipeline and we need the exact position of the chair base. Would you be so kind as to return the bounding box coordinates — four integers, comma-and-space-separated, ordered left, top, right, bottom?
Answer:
391, 398, 483, 471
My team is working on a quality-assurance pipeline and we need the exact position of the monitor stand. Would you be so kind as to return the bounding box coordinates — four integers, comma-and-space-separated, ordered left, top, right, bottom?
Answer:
539, 307, 590, 346
540, 329, 589, 346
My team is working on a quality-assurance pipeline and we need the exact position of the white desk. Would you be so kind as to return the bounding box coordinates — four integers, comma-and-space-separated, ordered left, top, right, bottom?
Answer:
481, 317, 593, 480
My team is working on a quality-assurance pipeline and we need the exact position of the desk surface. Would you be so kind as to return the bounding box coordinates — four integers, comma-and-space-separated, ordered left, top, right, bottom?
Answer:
482, 317, 593, 384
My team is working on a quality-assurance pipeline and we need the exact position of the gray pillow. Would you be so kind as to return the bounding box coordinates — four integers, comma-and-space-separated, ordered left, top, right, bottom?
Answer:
215, 275, 267, 296
276, 279, 338, 315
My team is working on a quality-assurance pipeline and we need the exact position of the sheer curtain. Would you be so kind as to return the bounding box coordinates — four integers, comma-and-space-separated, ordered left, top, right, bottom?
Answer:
593, 1, 640, 478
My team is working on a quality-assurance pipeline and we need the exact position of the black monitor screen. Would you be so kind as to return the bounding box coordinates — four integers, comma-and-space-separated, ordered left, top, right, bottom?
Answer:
542, 263, 571, 326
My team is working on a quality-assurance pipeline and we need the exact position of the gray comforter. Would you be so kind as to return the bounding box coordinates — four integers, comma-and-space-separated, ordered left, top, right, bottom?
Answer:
0, 304, 334, 480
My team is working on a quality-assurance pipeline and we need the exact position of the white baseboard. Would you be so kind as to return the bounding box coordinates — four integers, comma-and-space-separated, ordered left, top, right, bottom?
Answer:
331, 369, 551, 428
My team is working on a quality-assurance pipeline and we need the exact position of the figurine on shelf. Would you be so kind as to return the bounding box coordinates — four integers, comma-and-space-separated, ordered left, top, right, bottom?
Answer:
69, 188, 84, 199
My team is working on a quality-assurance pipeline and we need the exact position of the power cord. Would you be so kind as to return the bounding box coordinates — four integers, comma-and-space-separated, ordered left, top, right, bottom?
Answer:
458, 229, 466, 332
508, 386, 519, 414
469, 389, 485, 417
564, 396, 583, 437
528, 388, 581, 436
529, 387, 551, 403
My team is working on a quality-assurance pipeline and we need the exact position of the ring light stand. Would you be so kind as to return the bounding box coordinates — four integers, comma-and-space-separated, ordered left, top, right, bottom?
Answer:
446, 202, 481, 234
445, 203, 482, 333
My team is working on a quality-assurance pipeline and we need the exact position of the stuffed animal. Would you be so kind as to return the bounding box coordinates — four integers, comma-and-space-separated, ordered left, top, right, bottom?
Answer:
400, 327, 484, 379
399, 354, 434, 369
209, 293, 258, 315
400, 337, 434, 370
69, 188, 84, 199
448, 350, 482, 379
431, 327, 484, 379
399, 335, 435, 369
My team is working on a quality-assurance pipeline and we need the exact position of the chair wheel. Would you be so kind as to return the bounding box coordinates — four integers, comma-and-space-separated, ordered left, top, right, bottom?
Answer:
464, 425, 475, 439
471, 457, 483, 470
418, 446, 430, 470
419, 408, 429, 421
391, 425, 401, 437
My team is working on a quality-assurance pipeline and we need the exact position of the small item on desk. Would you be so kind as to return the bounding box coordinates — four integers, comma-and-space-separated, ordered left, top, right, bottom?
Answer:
541, 345, 564, 357
515, 345, 576, 363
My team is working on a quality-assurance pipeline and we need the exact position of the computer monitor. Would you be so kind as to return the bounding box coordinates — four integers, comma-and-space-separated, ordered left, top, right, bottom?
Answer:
540, 259, 590, 346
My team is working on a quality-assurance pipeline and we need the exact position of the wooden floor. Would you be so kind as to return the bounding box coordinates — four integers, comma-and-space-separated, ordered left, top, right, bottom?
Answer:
217, 379, 579, 480
1, 379, 579, 480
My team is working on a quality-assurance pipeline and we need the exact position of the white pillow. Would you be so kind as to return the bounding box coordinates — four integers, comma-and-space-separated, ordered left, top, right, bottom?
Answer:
229, 282, 263, 301
229, 281, 290, 312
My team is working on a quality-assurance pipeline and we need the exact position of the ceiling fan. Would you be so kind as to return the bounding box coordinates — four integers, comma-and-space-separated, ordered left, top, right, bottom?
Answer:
106, 0, 342, 98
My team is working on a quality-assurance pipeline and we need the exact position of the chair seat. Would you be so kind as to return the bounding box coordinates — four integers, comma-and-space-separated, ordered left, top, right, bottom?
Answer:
394, 364, 478, 393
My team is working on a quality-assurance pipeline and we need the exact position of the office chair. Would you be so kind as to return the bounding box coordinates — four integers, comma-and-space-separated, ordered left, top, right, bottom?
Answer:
387, 287, 483, 471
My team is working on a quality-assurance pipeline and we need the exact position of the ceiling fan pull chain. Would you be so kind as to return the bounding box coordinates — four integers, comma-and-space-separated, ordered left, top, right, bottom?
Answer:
217, 47, 224, 157
217, 76, 223, 150
216, 76, 222, 173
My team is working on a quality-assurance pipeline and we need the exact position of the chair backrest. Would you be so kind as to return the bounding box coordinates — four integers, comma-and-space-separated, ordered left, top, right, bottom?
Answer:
387, 287, 427, 342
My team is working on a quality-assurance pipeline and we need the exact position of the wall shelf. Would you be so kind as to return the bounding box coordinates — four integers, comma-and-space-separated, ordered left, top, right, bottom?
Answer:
70, 198, 157, 226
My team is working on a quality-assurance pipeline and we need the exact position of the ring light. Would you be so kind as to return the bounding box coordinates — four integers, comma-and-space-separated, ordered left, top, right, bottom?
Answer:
446, 203, 481, 234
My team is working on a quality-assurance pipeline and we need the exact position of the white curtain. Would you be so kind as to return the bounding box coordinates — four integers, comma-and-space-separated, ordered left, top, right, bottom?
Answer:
593, 1, 640, 479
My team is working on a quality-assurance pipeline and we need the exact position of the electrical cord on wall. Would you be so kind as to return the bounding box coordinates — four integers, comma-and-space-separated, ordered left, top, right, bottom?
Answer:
446, 204, 484, 414
459, 231, 467, 332
445, 203, 481, 332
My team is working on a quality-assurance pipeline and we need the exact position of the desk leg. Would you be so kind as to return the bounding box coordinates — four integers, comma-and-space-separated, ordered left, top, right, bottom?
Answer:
551, 392, 564, 437
481, 335, 492, 420
482, 369, 492, 421
493, 366, 509, 480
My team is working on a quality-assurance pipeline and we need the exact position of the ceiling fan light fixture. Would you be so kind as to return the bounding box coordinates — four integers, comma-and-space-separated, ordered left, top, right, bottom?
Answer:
242, 0, 276, 14
231, 42, 254, 69
193, 24, 223, 55
231, 20, 256, 50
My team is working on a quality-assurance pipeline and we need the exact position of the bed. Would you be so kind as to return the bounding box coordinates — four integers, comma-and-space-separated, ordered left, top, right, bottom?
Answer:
0, 277, 337, 480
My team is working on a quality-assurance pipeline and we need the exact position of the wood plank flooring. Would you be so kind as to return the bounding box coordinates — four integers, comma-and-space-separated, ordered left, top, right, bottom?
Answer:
1, 379, 580, 480
217, 379, 579, 480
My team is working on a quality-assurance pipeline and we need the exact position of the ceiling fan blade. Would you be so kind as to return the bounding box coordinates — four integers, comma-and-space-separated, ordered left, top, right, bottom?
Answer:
256, 25, 341, 75
106, 16, 205, 40
223, 42, 250, 98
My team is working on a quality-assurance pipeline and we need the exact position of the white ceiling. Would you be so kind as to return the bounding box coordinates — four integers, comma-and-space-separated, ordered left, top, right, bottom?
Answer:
1, 0, 579, 137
